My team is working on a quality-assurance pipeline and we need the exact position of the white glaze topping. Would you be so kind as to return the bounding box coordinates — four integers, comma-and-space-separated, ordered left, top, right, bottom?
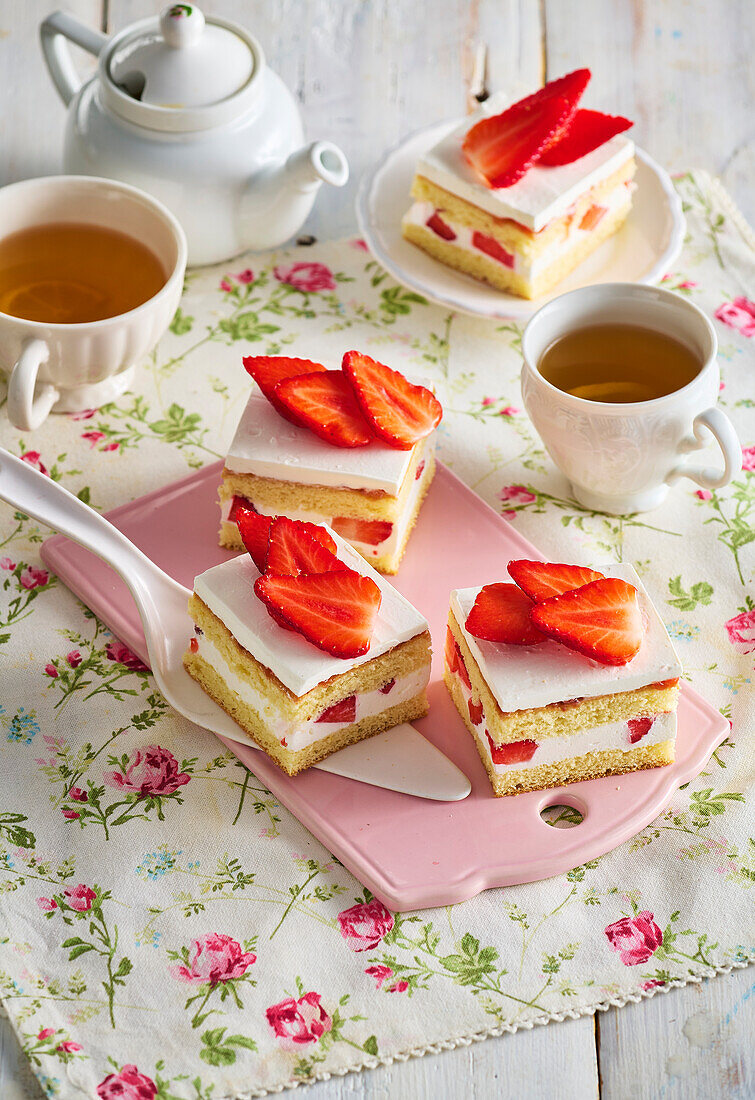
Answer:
450, 564, 682, 713
417, 92, 635, 232
195, 631, 429, 753
194, 531, 429, 697
226, 393, 422, 494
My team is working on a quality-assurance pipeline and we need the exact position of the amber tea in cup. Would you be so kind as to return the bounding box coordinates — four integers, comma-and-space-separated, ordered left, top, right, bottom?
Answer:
537, 322, 702, 403
0, 222, 166, 324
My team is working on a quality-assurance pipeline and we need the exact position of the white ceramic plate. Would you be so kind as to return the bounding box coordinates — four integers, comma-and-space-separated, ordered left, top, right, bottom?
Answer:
356, 120, 686, 321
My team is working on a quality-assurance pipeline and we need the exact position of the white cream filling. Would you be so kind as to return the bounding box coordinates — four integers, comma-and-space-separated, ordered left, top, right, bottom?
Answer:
451, 663, 675, 773
403, 183, 632, 280
194, 631, 429, 753
221, 445, 434, 561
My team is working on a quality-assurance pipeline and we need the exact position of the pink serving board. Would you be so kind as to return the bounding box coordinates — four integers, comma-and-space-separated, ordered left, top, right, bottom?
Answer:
42, 461, 728, 911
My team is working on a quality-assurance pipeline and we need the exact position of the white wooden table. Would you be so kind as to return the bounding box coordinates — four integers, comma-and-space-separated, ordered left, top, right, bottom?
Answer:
1, 2, 753, 1097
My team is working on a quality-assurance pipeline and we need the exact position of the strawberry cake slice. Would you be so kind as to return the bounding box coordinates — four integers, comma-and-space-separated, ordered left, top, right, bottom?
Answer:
402, 69, 635, 299
444, 560, 682, 796
218, 351, 442, 574
185, 512, 431, 775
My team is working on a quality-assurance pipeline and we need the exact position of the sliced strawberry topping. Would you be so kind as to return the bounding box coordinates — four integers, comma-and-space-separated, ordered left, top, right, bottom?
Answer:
379, 678, 396, 694
462, 69, 590, 189
531, 577, 643, 666
465, 583, 546, 645
342, 350, 442, 451
507, 560, 605, 602
426, 211, 457, 240
243, 355, 328, 425
273, 371, 374, 448
254, 569, 382, 658
579, 204, 608, 231
627, 716, 655, 744
468, 698, 483, 726
472, 231, 515, 268
539, 108, 633, 166
236, 508, 273, 572
486, 733, 538, 765
316, 695, 357, 723
265, 516, 344, 576
227, 494, 254, 523
331, 516, 393, 546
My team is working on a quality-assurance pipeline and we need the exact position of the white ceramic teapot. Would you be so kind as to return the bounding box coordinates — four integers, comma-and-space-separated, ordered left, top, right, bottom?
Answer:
40, 4, 349, 265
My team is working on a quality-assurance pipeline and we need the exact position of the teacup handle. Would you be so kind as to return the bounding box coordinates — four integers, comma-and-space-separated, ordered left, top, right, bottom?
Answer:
666, 407, 742, 491
7, 339, 60, 432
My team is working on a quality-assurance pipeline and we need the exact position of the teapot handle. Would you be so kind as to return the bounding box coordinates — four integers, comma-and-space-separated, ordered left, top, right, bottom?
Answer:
40, 10, 108, 107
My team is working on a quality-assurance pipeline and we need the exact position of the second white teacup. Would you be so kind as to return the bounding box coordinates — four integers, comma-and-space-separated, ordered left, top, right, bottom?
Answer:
521, 283, 742, 515
0, 175, 187, 431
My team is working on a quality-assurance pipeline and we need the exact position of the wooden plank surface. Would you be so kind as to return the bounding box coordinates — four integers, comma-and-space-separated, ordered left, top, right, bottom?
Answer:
0, 1, 753, 1097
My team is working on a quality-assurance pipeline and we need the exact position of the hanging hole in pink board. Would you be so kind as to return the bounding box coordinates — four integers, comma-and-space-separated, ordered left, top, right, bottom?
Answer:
540, 803, 584, 828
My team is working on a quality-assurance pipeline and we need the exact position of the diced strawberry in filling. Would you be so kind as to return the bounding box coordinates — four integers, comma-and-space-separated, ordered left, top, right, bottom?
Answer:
485, 732, 538, 765
281, 737, 287, 747
228, 494, 255, 523
627, 716, 655, 744
472, 231, 515, 268
189, 636, 199, 653
331, 516, 393, 546
454, 643, 471, 690
579, 204, 608, 231
445, 627, 458, 672
468, 698, 483, 726
316, 695, 357, 724
426, 211, 457, 241
415, 460, 426, 481
652, 678, 679, 689
379, 678, 396, 694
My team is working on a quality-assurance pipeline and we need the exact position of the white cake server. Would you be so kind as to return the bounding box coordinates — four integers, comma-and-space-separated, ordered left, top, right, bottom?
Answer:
0, 448, 470, 802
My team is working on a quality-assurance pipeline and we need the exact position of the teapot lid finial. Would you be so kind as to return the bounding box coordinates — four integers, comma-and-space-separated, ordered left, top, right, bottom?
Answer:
160, 5, 206, 49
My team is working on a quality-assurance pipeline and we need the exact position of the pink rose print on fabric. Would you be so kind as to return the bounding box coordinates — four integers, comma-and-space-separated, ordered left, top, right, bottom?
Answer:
274, 261, 336, 293
725, 609, 755, 654
641, 979, 666, 991
604, 911, 663, 965
266, 991, 333, 1051
220, 278, 233, 292
36, 898, 57, 912
169, 932, 256, 985
105, 641, 149, 671
62, 809, 80, 820
0, 557, 15, 570
57, 1040, 82, 1053
68, 408, 96, 420
387, 979, 409, 992
337, 898, 394, 951
351, 238, 369, 251
365, 964, 393, 988
63, 884, 96, 912
20, 451, 48, 476
499, 485, 536, 505
714, 297, 755, 338
37, 1028, 56, 1040
102, 442, 120, 452
104, 746, 190, 797
741, 445, 755, 472
44, 663, 58, 678
236, 268, 255, 283
19, 566, 49, 590
67, 650, 82, 668
69, 787, 88, 802
96, 1065, 157, 1100
695, 489, 712, 500
81, 431, 105, 448
498, 406, 520, 416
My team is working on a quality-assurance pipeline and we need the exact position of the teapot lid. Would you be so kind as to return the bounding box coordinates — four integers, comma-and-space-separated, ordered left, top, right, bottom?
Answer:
103, 4, 263, 132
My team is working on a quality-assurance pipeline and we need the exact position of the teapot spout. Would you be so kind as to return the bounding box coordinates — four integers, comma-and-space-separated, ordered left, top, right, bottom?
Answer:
240, 141, 349, 251
283, 141, 349, 192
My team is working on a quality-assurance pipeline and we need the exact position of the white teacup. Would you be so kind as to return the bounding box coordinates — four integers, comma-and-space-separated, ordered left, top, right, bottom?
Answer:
0, 175, 187, 431
521, 283, 742, 514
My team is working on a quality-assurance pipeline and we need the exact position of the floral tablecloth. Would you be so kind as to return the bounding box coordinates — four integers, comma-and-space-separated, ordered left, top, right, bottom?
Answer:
0, 170, 753, 1100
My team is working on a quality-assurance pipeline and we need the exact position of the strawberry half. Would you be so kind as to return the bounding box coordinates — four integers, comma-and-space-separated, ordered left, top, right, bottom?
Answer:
316, 695, 357, 723
531, 577, 643, 666
539, 109, 633, 166
462, 69, 590, 188
331, 516, 393, 546
243, 355, 328, 426
265, 516, 344, 576
507, 560, 605, 602
236, 507, 273, 572
465, 583, 546, 645
254, 569, 382, 658
342, 350, 442, 451
272, 371, 374, 448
